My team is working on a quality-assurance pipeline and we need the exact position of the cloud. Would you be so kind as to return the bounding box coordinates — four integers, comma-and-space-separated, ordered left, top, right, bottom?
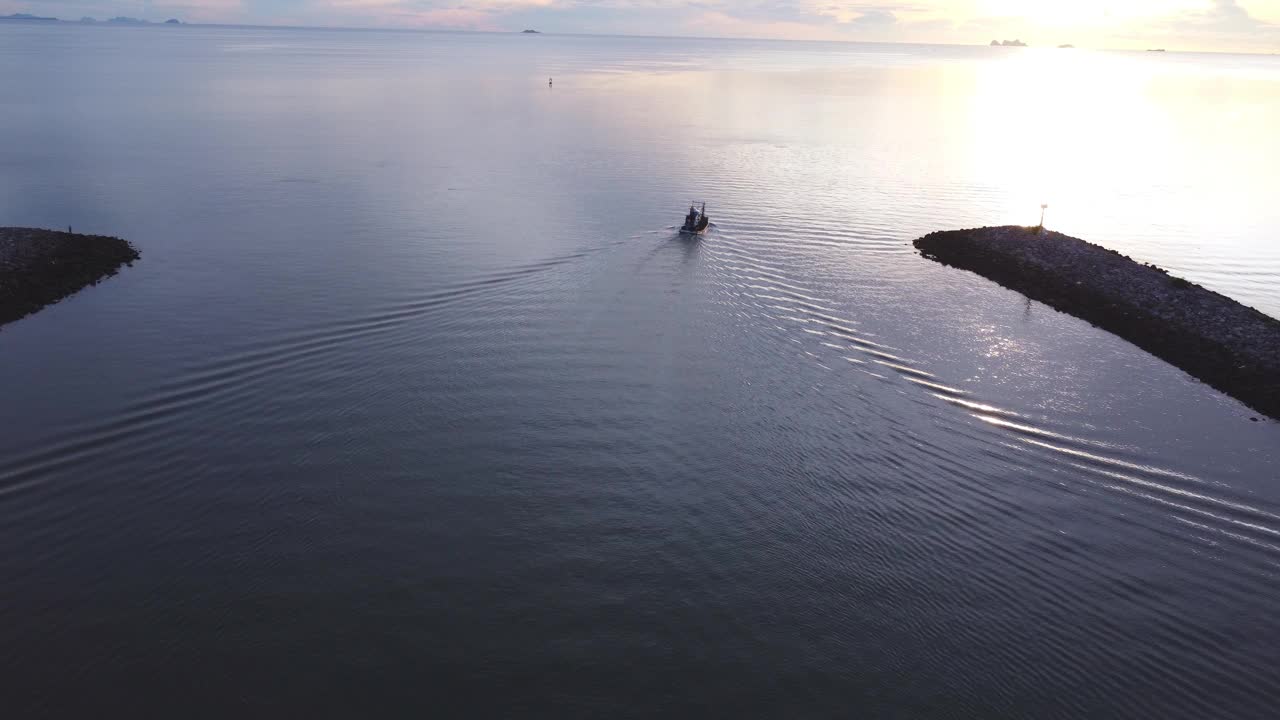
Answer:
1140, 0, 1280, 50
314, 0, 554, 30
799, 2, 940, 26
674, 9, 825, 40
1184, 0, 1264, 30
849, 8, 897, 26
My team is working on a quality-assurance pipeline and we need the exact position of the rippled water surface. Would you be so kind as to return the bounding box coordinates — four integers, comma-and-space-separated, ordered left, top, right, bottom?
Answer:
2, 24, 1279, 718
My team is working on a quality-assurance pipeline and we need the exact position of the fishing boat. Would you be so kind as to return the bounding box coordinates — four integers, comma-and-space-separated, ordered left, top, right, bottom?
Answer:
680, 202, 710, 235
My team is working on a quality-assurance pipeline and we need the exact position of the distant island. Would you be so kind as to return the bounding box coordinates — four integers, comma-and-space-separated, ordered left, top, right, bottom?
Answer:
521, 29, 540, 34
1147, 48, 1167, 52
0, 12, 58, 21
0, 228, 139, 330
991, 39, 1027, 47
1058, 44, 1075, 49
2, 12, 184, 24
914, 226, 1280, 421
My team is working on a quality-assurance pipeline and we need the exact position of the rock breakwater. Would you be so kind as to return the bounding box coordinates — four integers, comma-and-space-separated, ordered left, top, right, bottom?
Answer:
0, 227, 139, 329
914, 226, 1280, 421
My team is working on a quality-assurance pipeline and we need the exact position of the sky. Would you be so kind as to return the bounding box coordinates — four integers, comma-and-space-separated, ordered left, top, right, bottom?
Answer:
4, 0, 1279, 52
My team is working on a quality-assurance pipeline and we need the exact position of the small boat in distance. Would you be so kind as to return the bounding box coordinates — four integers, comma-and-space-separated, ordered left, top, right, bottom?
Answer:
680, 202, 710, 235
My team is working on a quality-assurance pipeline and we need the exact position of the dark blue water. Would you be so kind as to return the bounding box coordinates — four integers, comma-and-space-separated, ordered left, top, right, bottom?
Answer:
2, 24, 1279, 718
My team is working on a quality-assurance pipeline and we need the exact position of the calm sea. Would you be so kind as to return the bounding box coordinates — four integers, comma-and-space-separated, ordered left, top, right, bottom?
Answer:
2, 23, 1279, 718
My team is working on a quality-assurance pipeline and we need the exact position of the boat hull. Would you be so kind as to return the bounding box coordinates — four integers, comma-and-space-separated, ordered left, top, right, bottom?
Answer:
679, 217, 710, 235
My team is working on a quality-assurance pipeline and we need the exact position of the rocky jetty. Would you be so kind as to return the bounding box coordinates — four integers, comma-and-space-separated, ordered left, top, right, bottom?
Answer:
0, 227, 139, 329
914, 226, 1280, 420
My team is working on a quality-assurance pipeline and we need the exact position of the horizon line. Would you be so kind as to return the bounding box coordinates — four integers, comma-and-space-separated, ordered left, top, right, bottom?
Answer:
4, 14, 1277, 57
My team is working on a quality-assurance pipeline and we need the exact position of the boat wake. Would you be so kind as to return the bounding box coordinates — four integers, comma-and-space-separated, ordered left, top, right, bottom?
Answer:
699, 224, 1280, 575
